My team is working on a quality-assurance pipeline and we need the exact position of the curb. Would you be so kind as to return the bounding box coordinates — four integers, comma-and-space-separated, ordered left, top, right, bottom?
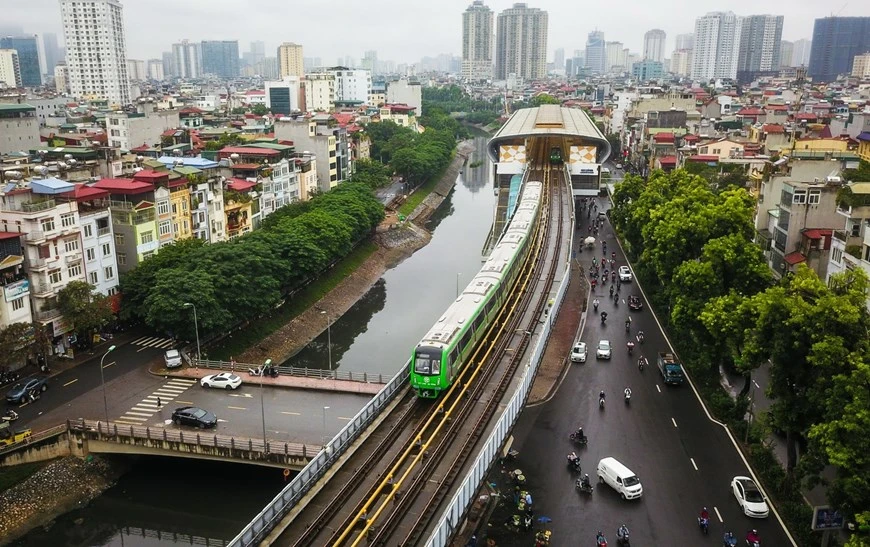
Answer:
147, 367, 384, 396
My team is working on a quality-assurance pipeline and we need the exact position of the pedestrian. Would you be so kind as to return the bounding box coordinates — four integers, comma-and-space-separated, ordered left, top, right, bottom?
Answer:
157, 396, 162, 408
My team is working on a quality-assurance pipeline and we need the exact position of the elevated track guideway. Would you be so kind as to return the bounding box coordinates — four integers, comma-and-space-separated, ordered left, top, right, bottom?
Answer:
269, 144, 572, 546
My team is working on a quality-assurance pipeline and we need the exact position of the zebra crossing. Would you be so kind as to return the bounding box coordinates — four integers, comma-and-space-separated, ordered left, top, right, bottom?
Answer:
130, 336, 175, 349
114, 378, 197, 425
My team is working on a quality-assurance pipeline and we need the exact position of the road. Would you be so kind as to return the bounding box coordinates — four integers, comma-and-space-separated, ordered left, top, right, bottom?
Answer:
486, 192, 794, 546
9, 335, 370, 446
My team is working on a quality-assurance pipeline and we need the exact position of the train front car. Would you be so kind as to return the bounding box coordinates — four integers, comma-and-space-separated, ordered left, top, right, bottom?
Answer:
409, 180, 543, 398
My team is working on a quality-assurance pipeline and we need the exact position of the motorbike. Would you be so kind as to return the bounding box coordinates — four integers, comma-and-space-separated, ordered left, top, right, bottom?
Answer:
593, 299, 599, 312
600, 312, 608, 324
626, 341, 634, 355
616, 527, 630, 546
248, 366, 265, 376
624, 389, 631, 404
567, 452, 582, 472
698, 517, 709, 535
596, 533, 608, 547
745, 537, 761, 547
637, 331, 645, 344
569, 431, 588, 446
535, 530, 552, 547
614, 294, 619, 306
723, 533, 738, 547
638, 357, 646, 371
1, 410, 19, 422
575, 478, 594, 494
599, 396, 605, 410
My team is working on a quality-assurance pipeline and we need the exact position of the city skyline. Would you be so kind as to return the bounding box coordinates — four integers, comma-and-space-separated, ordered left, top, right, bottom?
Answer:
5, 0, 852, 67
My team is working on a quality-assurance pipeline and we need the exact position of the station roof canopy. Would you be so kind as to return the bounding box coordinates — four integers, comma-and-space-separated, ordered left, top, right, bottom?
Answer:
487, 105, 611, 163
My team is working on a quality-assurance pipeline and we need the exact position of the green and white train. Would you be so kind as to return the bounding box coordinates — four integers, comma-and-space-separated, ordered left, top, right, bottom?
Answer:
410, 180, 543, 398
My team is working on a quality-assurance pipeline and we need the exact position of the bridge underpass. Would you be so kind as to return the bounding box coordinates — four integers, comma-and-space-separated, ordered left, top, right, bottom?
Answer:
229, 106, 610, 547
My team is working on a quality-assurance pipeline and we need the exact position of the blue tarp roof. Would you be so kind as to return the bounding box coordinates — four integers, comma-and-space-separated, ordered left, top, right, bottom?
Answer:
31, 177, 75, 195
156, 156, 219, 169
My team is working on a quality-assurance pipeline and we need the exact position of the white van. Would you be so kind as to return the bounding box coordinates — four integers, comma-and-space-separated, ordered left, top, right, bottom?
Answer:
597, 457, 643, 500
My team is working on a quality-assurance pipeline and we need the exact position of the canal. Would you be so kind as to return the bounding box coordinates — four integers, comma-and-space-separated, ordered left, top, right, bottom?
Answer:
13, 131, 496, 545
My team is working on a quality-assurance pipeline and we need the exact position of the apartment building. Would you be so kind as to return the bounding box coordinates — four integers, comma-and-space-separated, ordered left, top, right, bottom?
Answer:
94, 178, 158, 272
461, 0, 494, 81
303, 72, 335, 112
106, 105, 180, 151
0, 104, 40, 155
277, 43, 304, 78
0, 232, 33, 330
157, 157, 225, 243
386, 79, 422, 118
130, 169, 191, 247
0, 49, 21, 88
218, 143, 300, 223
827, 182, 870, 309
65, 184, 119, 296
274, 115, 349, 192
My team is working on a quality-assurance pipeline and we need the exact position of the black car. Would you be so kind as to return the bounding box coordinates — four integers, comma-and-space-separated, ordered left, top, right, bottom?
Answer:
628, 295, 643, 310
6, 377, 48, 405
171, 406, 217, 429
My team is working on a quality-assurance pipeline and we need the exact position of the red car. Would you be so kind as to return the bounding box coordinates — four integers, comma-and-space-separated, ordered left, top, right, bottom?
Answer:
628, 295, 643, 310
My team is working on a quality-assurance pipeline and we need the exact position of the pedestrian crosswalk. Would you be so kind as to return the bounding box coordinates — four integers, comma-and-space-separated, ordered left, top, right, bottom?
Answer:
131, 336, 175, 349
114, 378, 197, 426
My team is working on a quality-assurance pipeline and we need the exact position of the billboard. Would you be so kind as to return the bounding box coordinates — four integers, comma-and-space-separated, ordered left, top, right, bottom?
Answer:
812, 506, 844, 531
4, 280, 30, 302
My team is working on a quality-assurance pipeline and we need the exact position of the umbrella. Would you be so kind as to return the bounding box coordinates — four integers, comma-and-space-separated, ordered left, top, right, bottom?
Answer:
584, 236, 596, 245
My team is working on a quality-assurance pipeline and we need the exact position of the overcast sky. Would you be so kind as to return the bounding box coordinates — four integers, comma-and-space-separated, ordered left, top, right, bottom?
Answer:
4, 0, 867, 64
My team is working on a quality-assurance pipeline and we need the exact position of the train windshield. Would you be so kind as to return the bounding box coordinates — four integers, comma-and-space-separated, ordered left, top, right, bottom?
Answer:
414, 348, 441, 375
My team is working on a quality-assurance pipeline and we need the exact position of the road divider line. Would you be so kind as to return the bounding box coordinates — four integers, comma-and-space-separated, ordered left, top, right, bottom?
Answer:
280, 411, 300, 416
656, 384, 661, 393
174, 400, 193, 405
227, 406, 247, 410
337, 416, 351, 421
714, 506, 723, 523
102, 361, 116, 369
690, 458, 698, 471
671, 417, 678, 428
63, 378, 78, 387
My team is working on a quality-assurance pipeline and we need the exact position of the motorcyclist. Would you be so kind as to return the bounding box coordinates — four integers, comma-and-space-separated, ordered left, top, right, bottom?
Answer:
617, 524, 629, 539
596, 531, 607, 546
609, 285, 614, 297
593, 298, 600, 311
580, 473, 591, 489
599, 390, 606, 402
626, 340, 635, 354
723, 531, 737, 546
600, 311, 608, 323
638, 356, 646, 370
637, 330, 644, 343
700, 507, 710, 521
624, 387, 632, 399
574, 426, 585, 440
746, 529, 760, 544
611, 271, 616, 282
625, 319, 631, 331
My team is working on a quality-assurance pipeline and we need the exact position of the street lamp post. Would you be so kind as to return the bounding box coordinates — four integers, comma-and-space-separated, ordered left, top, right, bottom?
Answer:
261, 358, 271, 451
456, 273, 461, 298
322, 406, 330, 446
182, 302, 200, 362
319, 310, 332, 371
99, 345, 116, 426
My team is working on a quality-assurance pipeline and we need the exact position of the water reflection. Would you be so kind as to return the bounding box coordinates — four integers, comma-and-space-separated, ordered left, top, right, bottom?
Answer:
461, 127, 493, 192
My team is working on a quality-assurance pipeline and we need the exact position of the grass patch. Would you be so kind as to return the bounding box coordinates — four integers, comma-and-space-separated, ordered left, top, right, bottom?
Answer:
397, 151, 456, 217
208, 240, 379, 361
0, 461, 50, 492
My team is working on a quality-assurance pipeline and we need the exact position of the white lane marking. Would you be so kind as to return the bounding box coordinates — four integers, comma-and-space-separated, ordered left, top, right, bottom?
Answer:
120, 415, 147, 421
227, 406, 247, 410
337, 416, 352, 421
133, 403, 159, 410
690, 458, 698, 471
656, 384, 661, 393
131, 336, 150, 344
157, 386, 187, 393
153, 390, 182, 396
714, 507, 723, 523
753, 380, 761, 389
174, 400, 193, 405
125, 411, 153, 417
168, 379, 196, 386
230, 393, 253, 398
671, 417, 678, 428
102, 361, 116, 369
280, 411, 300, 416
63, 379, 78, 387
114, 419, 143, 425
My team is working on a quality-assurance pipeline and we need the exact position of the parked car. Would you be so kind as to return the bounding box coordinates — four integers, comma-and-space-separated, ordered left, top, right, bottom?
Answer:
628, 295, 643, 310
201, 373, 242, 390
731, 476, 770, 518
596, 340, 612, 360
570, 342, 588, 363
171, 406, 217, 429
618, 266, 633, 282
6, 377, 48, 405
164, 349, 182, 369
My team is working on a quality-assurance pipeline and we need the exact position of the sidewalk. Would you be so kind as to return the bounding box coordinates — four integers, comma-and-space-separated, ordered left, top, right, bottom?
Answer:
153, 366, 384, 395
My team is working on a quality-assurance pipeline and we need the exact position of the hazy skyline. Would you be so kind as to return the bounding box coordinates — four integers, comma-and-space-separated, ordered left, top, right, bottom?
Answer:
6, 0, 864, 66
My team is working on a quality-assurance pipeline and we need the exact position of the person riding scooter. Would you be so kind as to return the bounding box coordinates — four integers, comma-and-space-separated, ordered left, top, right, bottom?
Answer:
596, 531, 608, 547
699, 507, 710, 533
600, 311, 608, 323
567, 452, 581, 471
746, 529, 760, 546
626, 340, 635, 354
593, 298, 600, 312
637, 330, 644, 344
616, 524, 630, 545
624, 387, 632, 402
580, 473, 592, 490
723, 531, 737, 546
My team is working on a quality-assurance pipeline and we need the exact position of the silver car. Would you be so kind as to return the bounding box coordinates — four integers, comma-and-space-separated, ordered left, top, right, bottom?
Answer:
164, 349, 182, 368
596, 340, 612, 360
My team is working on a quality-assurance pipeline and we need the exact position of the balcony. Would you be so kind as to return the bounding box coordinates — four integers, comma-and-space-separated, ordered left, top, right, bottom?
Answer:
65, 252, 83, 264
24, 231, 47, 243
110, 200, 134, 211
833, 230, 847, 243
35, 307, 62, 321
97, 226, 111, 237
10, 200, 57, 213
32, 282, 56, 298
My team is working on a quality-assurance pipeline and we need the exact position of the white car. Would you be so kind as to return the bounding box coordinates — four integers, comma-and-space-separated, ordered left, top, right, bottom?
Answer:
596, 340, 612, 360
615, 163, 623, 170
618, 266, 633, 282
731, 476, 770, 518
164, 349, 182, 368
201, 372, 242, 390
570, 342, 588, 363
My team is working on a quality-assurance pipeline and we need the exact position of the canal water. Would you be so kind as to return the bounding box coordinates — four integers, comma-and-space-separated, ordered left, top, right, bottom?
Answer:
284, 129, 495, 376
13, 131, 496, 545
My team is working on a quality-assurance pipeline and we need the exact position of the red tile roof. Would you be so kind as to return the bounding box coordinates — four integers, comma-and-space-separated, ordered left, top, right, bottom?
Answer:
658, 155, 677, 165
763, 124, 786, 134
737, 107, 765, 116
94, 178, 154, 194
230, 163, 262, 170
794, 113, 817, 120
179, 107, 204, 115
133, 170, 169, 183
803, 228, 833, 240
765, 104, 788, 111
682, 134, 700, 142
653, 132, 675, 143
130, 144, 151, 152
228, 178, 257, 191
0, 231, 23, 240
784, 251, 806, 265
686, 155, 720, 162
61, 184, 110, 201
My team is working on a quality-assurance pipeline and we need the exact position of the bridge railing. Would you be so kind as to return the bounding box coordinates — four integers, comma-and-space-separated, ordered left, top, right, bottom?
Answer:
69, 419, 320, 458
191, 359, 388, 384
0, 422, 68, 456
426, 207, 574, 547
229, 363, 411, 547
122, 526, 228, 546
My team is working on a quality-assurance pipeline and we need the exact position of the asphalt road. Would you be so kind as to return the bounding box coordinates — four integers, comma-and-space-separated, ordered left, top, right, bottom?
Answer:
7, 337, 370, 446
489, 196, 794, 546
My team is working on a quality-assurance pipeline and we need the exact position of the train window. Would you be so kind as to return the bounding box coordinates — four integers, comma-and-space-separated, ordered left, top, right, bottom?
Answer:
485, 299, 494, 316
460, 330, 472, 352
414, 355, 431, 374
473, 314, 484, 332
450, 348, 459, 366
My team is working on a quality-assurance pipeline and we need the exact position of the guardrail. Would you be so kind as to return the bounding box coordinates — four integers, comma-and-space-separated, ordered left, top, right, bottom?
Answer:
121, 527, 228, 546
228, 364, 410, 546
426, 199, 574, 547
192, 359, 389, 384
0, 422, 68, 456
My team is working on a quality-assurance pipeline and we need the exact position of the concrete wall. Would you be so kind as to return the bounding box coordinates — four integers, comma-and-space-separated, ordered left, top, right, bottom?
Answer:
0, 117, 40, 154
0, 433, 71, 467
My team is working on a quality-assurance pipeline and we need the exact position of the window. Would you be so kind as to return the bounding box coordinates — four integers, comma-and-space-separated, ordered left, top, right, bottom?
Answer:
171, 203, 178, 214
832, 247, 843, 264
159, 221, 172, 236
83, 224, 93, 238
102, 243, 111, 256
793, 190, 807, 204
157, 201, 170, 215
142, 251, 154, 260
104, 266, 114, 279
89, 271, 98, 284
85, 248, 96, 261
64, 238, 79, 253
850, 221, 860, 237
117, 253, 127, 266
40, 218, 55, 232
49, 269, 62, 284
67, 264, 82, 278
61, 213, 76, 227
115, 233, 125, 246
140, 231, 154, 244
38, 244, 51, 259
808, 190, 821, 205
11, 298, 24, 311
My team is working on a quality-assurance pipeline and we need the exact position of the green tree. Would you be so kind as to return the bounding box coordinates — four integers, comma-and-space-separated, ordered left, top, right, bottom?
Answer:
143, 269, 229, 340
351, 159, 392, 189
0, 323, 36, 369
231, 106, 247, 115
57, 281, 114, 335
